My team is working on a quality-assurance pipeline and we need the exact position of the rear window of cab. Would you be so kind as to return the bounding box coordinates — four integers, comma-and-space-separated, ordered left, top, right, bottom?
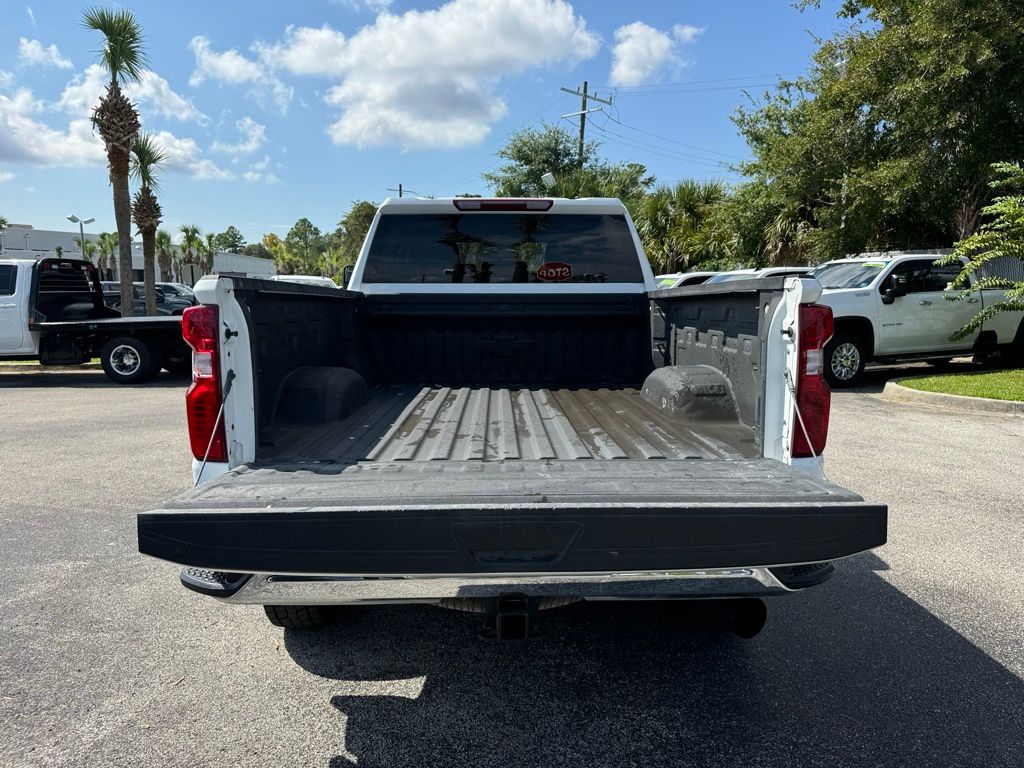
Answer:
361, 213, 644, 284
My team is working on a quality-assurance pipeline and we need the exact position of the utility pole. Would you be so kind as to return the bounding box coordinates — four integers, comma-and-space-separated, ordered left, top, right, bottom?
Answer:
386, 184, 419, 198
560, 81, 613, 168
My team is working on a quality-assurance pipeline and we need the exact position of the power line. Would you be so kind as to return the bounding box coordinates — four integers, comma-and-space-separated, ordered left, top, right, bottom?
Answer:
613, 82, 780, 97
599, 71, 803, 91
601, 112, 746, 161
589, 120, 732, 169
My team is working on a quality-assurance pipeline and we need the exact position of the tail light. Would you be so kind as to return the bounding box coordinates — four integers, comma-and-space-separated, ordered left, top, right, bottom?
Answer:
791, 303, 833, 458
181, 305, 227, 462
452, 198, 553, 211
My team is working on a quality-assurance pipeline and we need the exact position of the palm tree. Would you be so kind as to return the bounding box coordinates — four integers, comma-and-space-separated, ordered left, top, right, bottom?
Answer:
155, 229, 174, 282
0, 215, 8, 253
130, 133, 166, 315
203, 232, 217, 275
82, 7, 147, 317
96, 232, 116, 278
82, 239, 98, 265
179, 224, 201, 285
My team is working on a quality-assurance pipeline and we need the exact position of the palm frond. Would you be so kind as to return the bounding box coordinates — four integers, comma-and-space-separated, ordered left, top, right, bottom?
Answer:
81, 6, 148, 84
131, 133, 166, 190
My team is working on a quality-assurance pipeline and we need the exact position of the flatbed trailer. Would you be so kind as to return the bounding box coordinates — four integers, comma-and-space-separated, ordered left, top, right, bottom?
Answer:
0, 257, 189, 383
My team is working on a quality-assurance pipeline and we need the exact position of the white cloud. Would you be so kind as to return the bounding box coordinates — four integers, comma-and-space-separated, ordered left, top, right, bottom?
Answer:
211, 116, 266, 154
26, 7, 35, 27
254, 25, 348, 78
0, 88, 104, 166
151, 130, 232, 180
189, 36, 292, 113
0, 71, 14, 89
257, 0, 598, 149
608, 21, 704, 87
0, 169, 14, 182
132, 70, 207, 123
673, 24, 704, 44
334, 0, 393, 11
19, 38, 73, 70
240, 154, 281, 184
58, 64, 206, 123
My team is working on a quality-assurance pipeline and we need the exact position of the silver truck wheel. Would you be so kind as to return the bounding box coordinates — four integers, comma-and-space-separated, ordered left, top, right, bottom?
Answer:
824, 335, 866, 387
99, 336, 161, 384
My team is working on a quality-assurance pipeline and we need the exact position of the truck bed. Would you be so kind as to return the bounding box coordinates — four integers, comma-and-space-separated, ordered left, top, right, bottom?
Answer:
259, 385, 757, 465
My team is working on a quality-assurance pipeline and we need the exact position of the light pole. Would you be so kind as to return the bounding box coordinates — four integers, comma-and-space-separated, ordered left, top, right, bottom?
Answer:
66, 214, 95, 259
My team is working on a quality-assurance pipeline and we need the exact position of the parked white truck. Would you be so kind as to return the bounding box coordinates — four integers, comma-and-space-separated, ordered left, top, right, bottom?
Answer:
0, 257, 190, 383
137, 197, 887, 639
813, 252, 1024, 386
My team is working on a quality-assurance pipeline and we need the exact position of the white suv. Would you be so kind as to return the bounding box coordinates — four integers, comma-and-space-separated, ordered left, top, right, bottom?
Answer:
812, 252, 1024, 386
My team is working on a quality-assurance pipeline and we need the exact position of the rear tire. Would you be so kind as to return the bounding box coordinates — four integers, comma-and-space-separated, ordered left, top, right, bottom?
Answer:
99, 336, 161, 384
824, 333, 867, 387
263, 605, 331, 630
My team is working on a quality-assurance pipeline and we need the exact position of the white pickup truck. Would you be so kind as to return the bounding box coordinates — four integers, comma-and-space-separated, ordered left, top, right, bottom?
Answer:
137, 197, 886, 639
813, 252, 1024, 386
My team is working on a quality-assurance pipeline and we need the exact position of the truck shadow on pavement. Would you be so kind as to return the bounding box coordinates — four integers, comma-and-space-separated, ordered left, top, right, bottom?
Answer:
0, 371, 189, 389
283, 552, 1023, 768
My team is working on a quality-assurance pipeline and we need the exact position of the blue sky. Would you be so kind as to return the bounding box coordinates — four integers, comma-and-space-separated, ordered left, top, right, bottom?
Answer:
0, 1, 846, 243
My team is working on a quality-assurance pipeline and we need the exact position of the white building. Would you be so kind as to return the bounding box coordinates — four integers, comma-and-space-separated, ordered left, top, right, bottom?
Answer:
0, 223, 276, 284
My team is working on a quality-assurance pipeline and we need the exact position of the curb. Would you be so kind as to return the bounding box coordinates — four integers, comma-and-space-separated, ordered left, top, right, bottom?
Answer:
0, 363, 102, 374
882, 379, 1024, 416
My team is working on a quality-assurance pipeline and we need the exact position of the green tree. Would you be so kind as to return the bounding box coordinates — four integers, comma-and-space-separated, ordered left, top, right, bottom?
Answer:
735, 0, 1024, 262
83, 7, 146, 317
214, 225, 246, 253
262, 232, 293, 274
332, 201, 377, 268
939, 162, 1024, 344
240, 242, 272, 259
633, 181, 729, 273
155, 229, 174, 281
96, 232, 116, 277
284, 218, 324, 274
179, 224, 201, 282
0, 216, 7, 253
203, 233, 217, 274
130, 133, 166, 315
483, 124, 601, 196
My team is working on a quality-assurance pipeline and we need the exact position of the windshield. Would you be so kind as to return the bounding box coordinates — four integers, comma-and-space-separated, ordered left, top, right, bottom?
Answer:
813, 262, 886, 289
705, 272, 754, 283
362, 213, 643, 284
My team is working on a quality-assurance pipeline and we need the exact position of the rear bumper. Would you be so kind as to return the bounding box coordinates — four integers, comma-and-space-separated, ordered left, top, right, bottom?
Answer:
187, 566, 804, 605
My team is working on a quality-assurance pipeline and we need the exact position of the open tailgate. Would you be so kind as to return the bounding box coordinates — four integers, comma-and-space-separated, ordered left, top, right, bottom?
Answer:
138, 459, 886, 575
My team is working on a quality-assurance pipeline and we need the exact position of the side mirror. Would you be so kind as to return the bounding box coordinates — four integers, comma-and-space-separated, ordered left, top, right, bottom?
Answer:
881, 289, 896, 305
342, 264, 354, 288
890, 274, 909, 297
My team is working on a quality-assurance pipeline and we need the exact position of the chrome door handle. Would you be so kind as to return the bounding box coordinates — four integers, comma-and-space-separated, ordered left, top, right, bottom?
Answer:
919, 299, 932, 305
0, 303, 17, 309
966, 298, 980, 304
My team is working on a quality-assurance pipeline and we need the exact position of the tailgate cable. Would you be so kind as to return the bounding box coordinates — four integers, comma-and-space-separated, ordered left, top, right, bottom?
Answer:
195, 369, 236, 486
783, 368, 828, 480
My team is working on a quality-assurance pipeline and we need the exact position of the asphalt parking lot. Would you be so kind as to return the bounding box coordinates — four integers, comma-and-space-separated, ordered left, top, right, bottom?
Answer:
1, 365, 1022, 768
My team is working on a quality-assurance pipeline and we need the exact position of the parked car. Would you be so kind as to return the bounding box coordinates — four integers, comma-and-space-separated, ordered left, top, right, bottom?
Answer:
156, 282, 197, 303
812, 252, 1024, 386
0, 258, 189, 383
268, 275, 339, 289
138, 196, 887, 639
704, 267, 811, 283
101, 282, 193, 315
655, 271, 718, 289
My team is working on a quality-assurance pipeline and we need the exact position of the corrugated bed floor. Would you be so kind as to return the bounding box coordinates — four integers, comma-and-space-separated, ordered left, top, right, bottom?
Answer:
259, 385, 756, 464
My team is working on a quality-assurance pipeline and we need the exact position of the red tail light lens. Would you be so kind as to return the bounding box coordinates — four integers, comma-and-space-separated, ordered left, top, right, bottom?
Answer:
181, 305, 227, 462
792, 303, 833, 458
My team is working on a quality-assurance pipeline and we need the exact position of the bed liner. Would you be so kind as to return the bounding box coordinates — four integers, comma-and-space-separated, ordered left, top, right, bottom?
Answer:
258, 384, 758, 465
